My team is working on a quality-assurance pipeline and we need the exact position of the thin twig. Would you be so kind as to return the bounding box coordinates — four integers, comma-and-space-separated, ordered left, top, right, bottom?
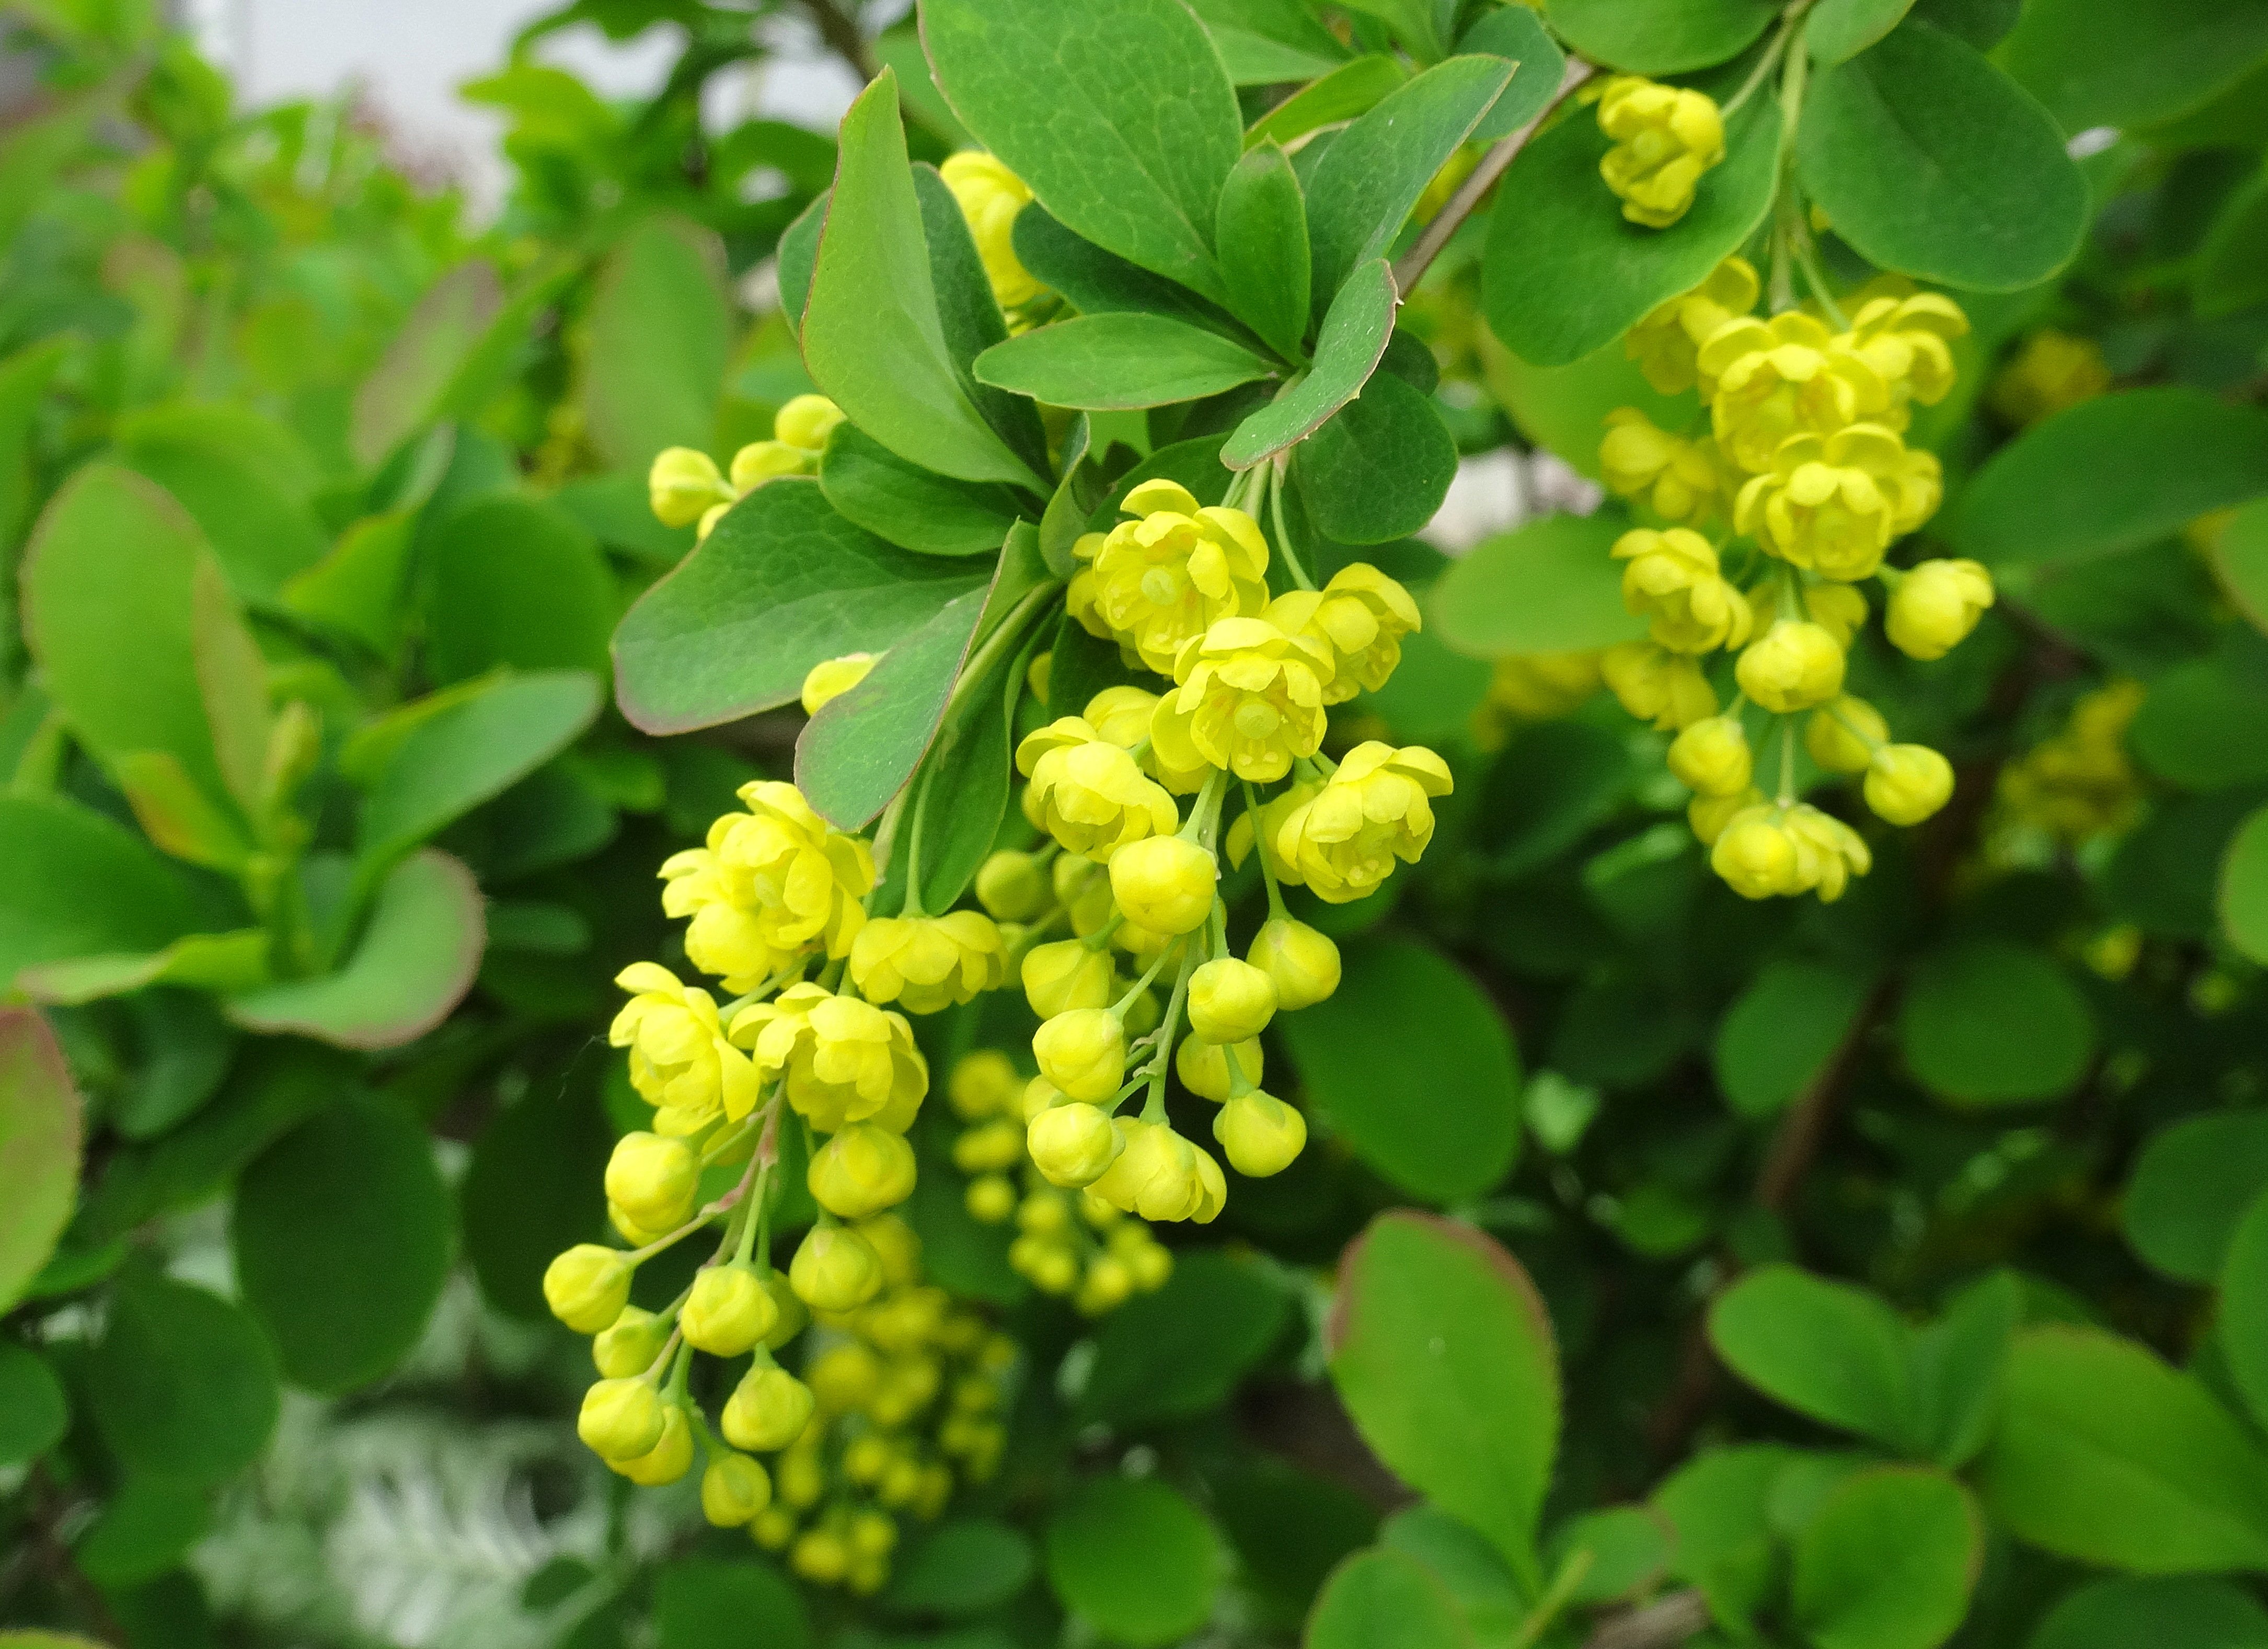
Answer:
1582, 1589, 1711, 1649
1753, 977, 1891, 1214
1392, 58, 1596, 294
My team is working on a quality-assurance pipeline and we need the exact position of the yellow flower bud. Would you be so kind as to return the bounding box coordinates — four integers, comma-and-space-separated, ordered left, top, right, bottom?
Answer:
1020, 1073, 1064, 1121
1688, 785, 1764, 846
592, 1304, 666, 1378
952, 1117, 1024, 1173
974, 850, 1048, 921
722, 1364, 816, 1452
697, 500, 731, 540
808, 1341, 882, 1412
1020, 938, 1114, 1018
1626, 257, 1758, 395
683, 1261, 780, 1356
1090, 1119, 1225, 1223
615, 1405, 694, 1485
1108, 835, 1217, 935
1711, 808, 1805, 900
1735, 621, 1846, 714
801, 652, 876, 716
544, 1243, 632, 1334
851, 1509, 898, 1557
1886, 559, 1995, 660
578, 1377, 665, 1461
1666, 716, 1752, 797
777, 1444, 826, 1507
1865, 743, 1955, 826
789, 1224, 884, 1312
1599, 410, 1730, 526
948, 1049, 1020, 1119
792, 1530, 851, 1585
1028, 1101, 1125, 1187
858, 1213, 923, 1286
1214, 1090, 1307, 1177
940, 150, 1043, 308
730, 439, 807, 493
1248, 917, 1340, 1010
604, 1131, 700, 1234
774, 393, 845, 453
1079, 1254, 1135, 1314
1176, 1034, 1263, 1102
753, 1506, 798, 1549
1602, 642, 1717, 730
1596, 76, 1725, 228
701, 1452, 773, 1527
649, 447, 731, 528
1805, 696, 1887, 774
1188, 957, 1277, 1043
807, 1122, 918, 1221
1032, 1007, 1126, 1103
966, 1173, 1018, 1222
1990, 328, 2108, 426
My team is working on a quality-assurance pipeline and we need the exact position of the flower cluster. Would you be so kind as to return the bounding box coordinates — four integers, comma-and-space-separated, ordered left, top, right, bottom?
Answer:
1997, 680, 2147, 845
1586, 259, 1996, 902
1593, 76, 1725, 228
648, 394, 847, 540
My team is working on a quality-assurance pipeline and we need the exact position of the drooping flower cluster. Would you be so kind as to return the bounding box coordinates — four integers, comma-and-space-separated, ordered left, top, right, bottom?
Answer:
650, 393, 847, 539
1592, 75, 1726, 228
1586, 259, 1997, 902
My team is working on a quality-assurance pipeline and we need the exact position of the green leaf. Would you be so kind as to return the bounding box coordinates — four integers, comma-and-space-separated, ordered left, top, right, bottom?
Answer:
655, 1560, 813, 1649
1292, 371, 1458, 544
350, 260, 503, 469
87, 1268, 279, 1486
1188, 0, 1353, 84
2127, 1112, 2268, 1284
973, 314, 1277, 409
1216, 143, 1311, 360
1896, 940, 2093, 1106
1713, 961, 1874, 1118
821, 421, 1020, 557
23, 464, 239, 814
74, 1476, 211, 1588
1038, 415, 1101, 579
461, 1080, 611, 1321
2198, 163, 2268, 319
358, 671, 601, 871
1078, 1251, 1291, 1427
912, 160, 1054, 475
2028, 1577, 2268, 1649
283, 510, 417, 657
1304, 55, 1514, 308
803, 74, 1041, 489
1460, 7, 1570, 139
1545, 1507, 1673, 1606
1795, 22, 2086, 291
1481, 336, 1691, 480
1340, 0, 1458, 60
1995, 0, 2268, 131
1953, 390, 2268, 568
614, 479, 988, 734
1245, 56, 1411, 151
880, 1520, 1035, 1617
1012, 207, 1231, 328
1808, 0, 1918, 63
115, 404, 328, 601
1909, 1272, 2019, 1468
923, 0, 1243, 305
0, 796, 194, 987
1223, 258, 1398, 469
1483, 96, 1781, 365
798, 585, 987, 831
2221, 1191, 2268, 1435
0, 1010, 80, 1315
778, 190, 826, 328
0, 1341, 66, 1465
233, 1095, 453, 1394
1305, 1549, 1470, 1649
580, 219, 732, 469
1709, 1265, 1913, 1447
227, 851, 486, 1050
1653, 1444, 1802, 1621
1045, 1475, 1219, 1647
2212, 499, 2268, 635
1431, 514, 1647, 656
15, 931, 270, 1006
114, 748, 254, 872
423, 495, 615, 683
1379, 1507, 1525, 1643
1978, 1325, 2268, 1573
1279, 938, 1521, 1204
190, 555, 268, 821
1330, 1212, 1558, 1572
2223, 806, 2268, 965
1547, 0, 1778, 73
1791, 1468, 1981, 1649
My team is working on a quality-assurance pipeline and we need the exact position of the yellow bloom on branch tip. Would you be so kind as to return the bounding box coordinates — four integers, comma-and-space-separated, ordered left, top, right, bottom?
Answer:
789, 1223, 883, 1312
774, 393, 845, 453
1613, 527, 1753, 653
1020, 938, 1114, 1020
940, 151, 1043, 309
1736, 621, 1846, 714
1032, 1007, 1125, 1103
801, 653, 875, 715
1249, 917, 1339, 1010
1153, 615, 1331, 782
611, 963, 762, 1127
1090, 1119, 1225, 1223
1627, 257, 1759, 395
722, 1365, 816, 1453
1596, 76, 1725, 228
808, 1123, 918, 1220
1732, 424, 1912, 581
974, 849, 1047, 920
593, 1305, 667, 1378
1886, 559, 1995, 660
702, 1453, 773, 1528
1274, 742, 1452, 904
729, 440, 807, 494
605, 1131, 699, 1234
1699, 312, 1888, 472
1841, 291, 1967, 422
1016, 717, 1179, 862
1077, 482, 1271, 675
1188, 957, 1276, 1043
683, 1261, 779, 1357
579, 1378, 665, 1461
1028, 1101, 1124, 1187
660, 781, 873, 989
730, 983, 927, 1133
1711, 802, 1871, 901
544, 1243, 631, 1334
1263, 563, 1422, 704
849, 911, 1006, 1014
1602, 642, 1717, 730
947, 1049, 1019, 1120
614, 1405, 694, 1486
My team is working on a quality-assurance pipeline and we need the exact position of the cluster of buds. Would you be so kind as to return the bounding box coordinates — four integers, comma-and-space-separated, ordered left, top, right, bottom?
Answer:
1586, 258, 1997, 902
946, 1050, 1175, 1314
1591, 75, 1726, 228
649, 393, 847, 540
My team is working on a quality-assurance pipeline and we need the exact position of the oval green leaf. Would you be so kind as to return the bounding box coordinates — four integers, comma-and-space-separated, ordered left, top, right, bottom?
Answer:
1547, 0, 1778, 72
974, 313, 1276, 409
1305, 1548, 1470, 1649
1791, 1468, 1981, 1649
1896, 940, 2093, 1106
1045, 1475, 1219, 1647
86, 1268, 280, 1486
0, 1009, 80, 1315
1432, 513, 1647, 656
1223, 258, 1398, 469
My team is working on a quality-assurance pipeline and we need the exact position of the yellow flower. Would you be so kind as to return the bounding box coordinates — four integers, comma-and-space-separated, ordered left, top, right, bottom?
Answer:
808, 1123, 919, 1220
1214, 1090, 1306, 1177
613, 1404, 694, 1486
973, 849, 1047, 921
1016, 717, 1180, 861
609, 963, 763, 1128
1273, 742, 1453, 903
939, 151, 1043, 308
1032, 1007, 1125, 1103
1990, 329, 2109, 427
1019, 938, 1115, 1019
649, 448, 731, 527
1108, 834, 1218, 934
1865, 744, 1955, 826
1486, 651, 1601, 723
1187, 957, 1276, 1043
544, 1244, 631, 1334
1699, 312, 1888, 472
1666, 715, 1752, 796
1027, 1101, 1124, 1187
1599, 410, 1731, 526
1262, 563, 1422, 703
1710, 801, 1871, 901
660, 782, 873, 989
774, 393, 845, 453
1998, 680, 2144, 842
1749, 577, 1868, 647
1152, 615, 1332, 782
605, 1131, 699, 1233
683, 1262, 779, 1357
593, 1305, 667, 1377
1804, 695, 1887, 773
848, 911, 1007, 1013
580, 1378, 666, 1461
1602, 642, 1717, 730
1249, 917, 1339, 1010
1090, 1119, 1225, 1223
1076, 480, 1271, 674
801, 653, 876, 715
1840, 291, 1968, 423
947, 1049, 1019, 1119
1595, 76, 1725, 228
1736, 621, 1846, 714
1613, 528, 1754, 652
730, 983, 928, 1133
1886, 559, 1995, 660
1688, 785, 1763, 845
1626, 257, 1759, 394
1732, 424, 1912, 581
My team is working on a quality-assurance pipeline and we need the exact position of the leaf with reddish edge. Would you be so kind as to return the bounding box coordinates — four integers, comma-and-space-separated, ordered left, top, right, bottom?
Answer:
0, 1008, 82, 1312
